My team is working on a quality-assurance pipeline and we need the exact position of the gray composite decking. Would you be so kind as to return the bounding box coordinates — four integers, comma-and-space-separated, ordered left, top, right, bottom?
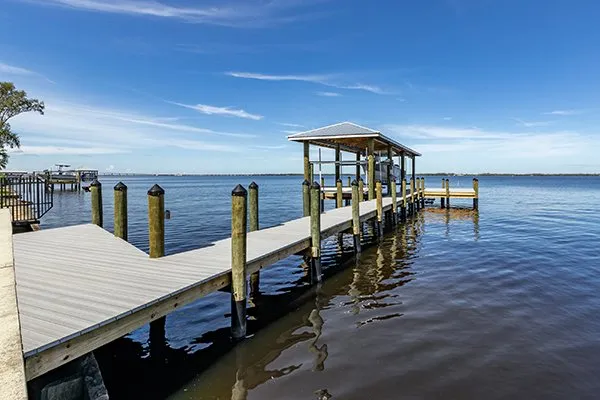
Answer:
12, 194, 415, 380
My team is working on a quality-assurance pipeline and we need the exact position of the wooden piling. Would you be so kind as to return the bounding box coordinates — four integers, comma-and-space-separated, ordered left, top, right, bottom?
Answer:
309, 182, 322, 283
351, 179, 361, 253
358, 178, 364, 203
445, 178, 450, 208
248, 182, 260, 297
420, 177, 426, 208
391, 179, 397, 224
367, 138, 375, 200
302, 179, 310, 217
347, 176, 351, 187
409, 177, 415, 215
336, 178, 343, 208
401, 179, 407, 221
231, 184, 248, 340
335, 144, 341, 182
355, 152, 361, 180
147, 184, 166, 356
303, 142, 310, 181
113, 182, 128, 241
320, 176, 325, 211
376, 180, 383, 237
148, 184, 165, 258
441, 178, 446, 208
473, 178, 479, 210
386, 144, 393, 194
90, 179, 103, 227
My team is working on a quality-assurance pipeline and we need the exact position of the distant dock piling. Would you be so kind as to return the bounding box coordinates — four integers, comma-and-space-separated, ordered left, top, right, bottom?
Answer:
302, 180, 310, 217
473, 178, 479, 210
441, 179, 446, 208
445, 179, 450, 208
401, 179, 407, 221
336, 179, 343, 208
376, 180, 383, 238
231, 185, 248, 340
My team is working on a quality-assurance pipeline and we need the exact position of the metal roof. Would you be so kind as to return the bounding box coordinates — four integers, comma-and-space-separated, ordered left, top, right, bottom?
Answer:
287, 122, 421, 157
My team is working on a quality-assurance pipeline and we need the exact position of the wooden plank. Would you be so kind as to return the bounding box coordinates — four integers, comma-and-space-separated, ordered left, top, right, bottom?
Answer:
0, 209, 28, 399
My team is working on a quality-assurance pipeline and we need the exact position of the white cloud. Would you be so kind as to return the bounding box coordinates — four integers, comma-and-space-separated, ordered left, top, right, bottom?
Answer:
0, 62, 36, 76
282, 130, 301, 134
316, 91, 341, 97
27, 0, 324, 27
543, 109, 584, 116
512, 118, 553, 127
170, 101, 263, 120
226, 71, 387, 94
442, 116, 452, 121
277, 122, 304, 128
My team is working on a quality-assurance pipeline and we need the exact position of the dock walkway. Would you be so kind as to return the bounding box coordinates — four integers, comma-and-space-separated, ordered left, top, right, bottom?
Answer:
11, 194, 402, 381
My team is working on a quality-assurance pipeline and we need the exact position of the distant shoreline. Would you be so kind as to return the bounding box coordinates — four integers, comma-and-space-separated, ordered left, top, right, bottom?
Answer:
99, 173, 600, 177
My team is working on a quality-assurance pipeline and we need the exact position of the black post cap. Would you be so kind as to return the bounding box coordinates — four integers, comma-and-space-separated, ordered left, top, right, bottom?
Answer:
375, 179, 382, 183
311, 181, 321, 190
473, 177, 479, 181
232, 184, 247, 196
302, 179, 310, 186
114, 181, 127, 191
249, 181, 258, 189
147, 184, 165, 196
351, 179, 358, 186
336, 178, 342, 183
90, 179, 101, 187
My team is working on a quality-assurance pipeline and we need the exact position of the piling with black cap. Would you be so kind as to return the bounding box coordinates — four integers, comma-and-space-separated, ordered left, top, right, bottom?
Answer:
90, 179, 103, 227
351, 179, 361, 253
114, 182, 127, 240
302, 179, 310, 217
231, 184, 248, 340
336, 178, 343, 208
147, 183, 166, 358
309, 181, 322, 283
376, 180, 383, 237
248, 182, 260, 297
473, 178, 479, 210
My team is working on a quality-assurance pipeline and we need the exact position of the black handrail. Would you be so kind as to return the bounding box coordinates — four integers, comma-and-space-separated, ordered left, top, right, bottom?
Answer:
0, 175, 54, 223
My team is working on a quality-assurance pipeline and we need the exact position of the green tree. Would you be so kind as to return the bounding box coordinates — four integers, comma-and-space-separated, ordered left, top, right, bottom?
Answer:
0, 82, 44, 169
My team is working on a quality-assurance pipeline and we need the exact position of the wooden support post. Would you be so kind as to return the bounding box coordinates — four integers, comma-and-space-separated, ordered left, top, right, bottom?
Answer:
391, 179, 397, 225
441, 178, 446, 209
421, 178, 426, 208
320, 176, 325, 211
113, 182, 128, 241
400, 153, 406, 182
376, 180, 383, 238
367, 138, 375, 200
90, 179, 103, 227
248, 182, 260, 297
148, 184, 166, 358
309, 182, 322, 283
409, 177, 415, 215
303, 142, 310, 181
148, 184, 165, 258
0, 209, 28, 400
401, 179, 407, 221
473, 178, 479, 210
446, 178, 450, 208
336, 178, 343, 208
347, 176, 351, 187
302, 180, 310, 217
355, 152, 361, 181
351, 180, 361, 253
231, 184, 248, 340
387, 144, 393, 195
335, 144, 341, 182
358, 178, 364, 203
415, 177, 421, 212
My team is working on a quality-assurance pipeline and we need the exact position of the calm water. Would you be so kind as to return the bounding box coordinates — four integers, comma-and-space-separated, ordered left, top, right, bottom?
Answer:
40, 176, 600, 399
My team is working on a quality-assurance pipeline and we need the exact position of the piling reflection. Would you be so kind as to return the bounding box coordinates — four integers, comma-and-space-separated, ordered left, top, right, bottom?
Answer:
425, 207, 480, 240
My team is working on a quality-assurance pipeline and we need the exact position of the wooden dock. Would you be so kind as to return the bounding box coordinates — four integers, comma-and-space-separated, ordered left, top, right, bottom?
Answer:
8, 186, 419, 382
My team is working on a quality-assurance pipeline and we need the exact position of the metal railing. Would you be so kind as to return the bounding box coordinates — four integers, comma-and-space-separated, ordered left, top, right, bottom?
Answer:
0, 175, 53, 223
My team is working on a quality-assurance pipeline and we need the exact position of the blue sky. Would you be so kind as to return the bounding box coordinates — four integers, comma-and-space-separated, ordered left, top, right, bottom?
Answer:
1, 0, 600, 174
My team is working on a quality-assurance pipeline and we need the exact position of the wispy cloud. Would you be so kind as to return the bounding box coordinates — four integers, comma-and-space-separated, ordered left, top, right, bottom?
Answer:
442, 116, 452, 121
27, 0, 326, 27
277, 122, 304, 128
385, 124, 598, 158
512, 118, 553, 127
316, 91, 341, 97
169, 101, 263, 120
282, 130, 302, 134
0, 61, 55, 83
226, 71, 387, 94
543, 109, 584, 116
